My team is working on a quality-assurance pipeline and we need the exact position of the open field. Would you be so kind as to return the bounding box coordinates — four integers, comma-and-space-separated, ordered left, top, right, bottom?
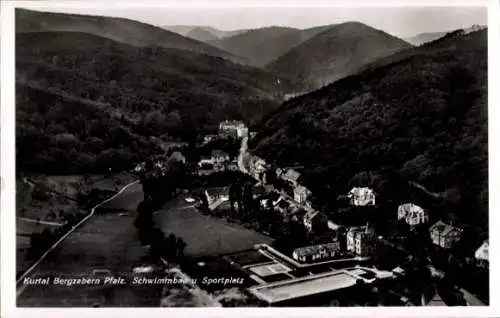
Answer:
17, 182, 166, 307
16, 218, 65, 275
154, 195, 274, 257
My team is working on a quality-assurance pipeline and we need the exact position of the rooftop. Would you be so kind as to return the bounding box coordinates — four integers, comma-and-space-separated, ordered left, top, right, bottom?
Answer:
283, 169, 301, 182
398, 203, 425, 216
293, 242, 340, 257
430, 220, 463, 237
348, 187, 374, 196
247, 270, 359, 304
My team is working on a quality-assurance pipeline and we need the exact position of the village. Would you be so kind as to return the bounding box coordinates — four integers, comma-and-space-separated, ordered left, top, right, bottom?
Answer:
134, 119, 488, 307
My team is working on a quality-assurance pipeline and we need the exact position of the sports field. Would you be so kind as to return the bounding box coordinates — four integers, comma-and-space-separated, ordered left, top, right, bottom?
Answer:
154, 196, 273, 257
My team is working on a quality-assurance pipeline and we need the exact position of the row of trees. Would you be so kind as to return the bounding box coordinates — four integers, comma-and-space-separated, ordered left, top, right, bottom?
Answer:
134, 199, 187, 263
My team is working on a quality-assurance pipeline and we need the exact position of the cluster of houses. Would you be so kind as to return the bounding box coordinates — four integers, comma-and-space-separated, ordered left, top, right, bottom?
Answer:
198, 120, 489, 270
197, 150, 238, 175
219, 120, 249, 139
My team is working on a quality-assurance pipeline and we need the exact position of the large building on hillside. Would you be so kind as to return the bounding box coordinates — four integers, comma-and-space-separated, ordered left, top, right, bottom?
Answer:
249, 156, 268, 183
219, 120, 248, 138
346, 225, 376, 257
397, 203, 428, 226
348, 187, 376, 206
292, 242, 341, 263
294, 185, 311, 204
429, 221, 463, 249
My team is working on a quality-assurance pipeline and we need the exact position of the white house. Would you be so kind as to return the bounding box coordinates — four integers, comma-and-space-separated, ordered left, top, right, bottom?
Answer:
249, 156, 268, 182
281, 169, 301, 187
398, 203, 428, 226
474, 240, 488, 265
293, 185, 311, 204
348, 187, 376, 206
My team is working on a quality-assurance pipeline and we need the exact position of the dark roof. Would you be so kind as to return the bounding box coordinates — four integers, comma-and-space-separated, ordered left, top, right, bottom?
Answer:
430, 221, 462, 237
293, 242, 340, 257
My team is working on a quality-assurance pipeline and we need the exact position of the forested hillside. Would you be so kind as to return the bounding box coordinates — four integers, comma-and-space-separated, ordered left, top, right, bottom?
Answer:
16, 31, 300, 174
209, 25, 331, 67
266, 22, 412, 88
254, 29, 487, 228
16, 8, 248, 64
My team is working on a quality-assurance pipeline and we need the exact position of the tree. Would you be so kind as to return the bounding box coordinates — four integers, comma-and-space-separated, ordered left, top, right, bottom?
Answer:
149, 228, 166, 261
176, 237, 187, 260
165, 233, 177, 261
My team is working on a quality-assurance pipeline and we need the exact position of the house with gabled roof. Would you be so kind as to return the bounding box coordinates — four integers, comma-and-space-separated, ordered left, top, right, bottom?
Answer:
294, 185, 311, 204
348, 187, 375, 206
303, 210, 328, 232
397, 203, 428, 226
346, 224, 376, 256
429, 220, 463, 249
474, 240, 489, 267
281, 169, 301, 187
168, 151, 186, 164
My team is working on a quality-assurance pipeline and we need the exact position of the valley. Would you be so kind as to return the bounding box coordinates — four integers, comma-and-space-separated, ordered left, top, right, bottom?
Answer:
12, 6, 489, 309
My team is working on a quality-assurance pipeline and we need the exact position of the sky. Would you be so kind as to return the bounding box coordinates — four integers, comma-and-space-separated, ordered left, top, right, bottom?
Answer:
23, 4, 487, 38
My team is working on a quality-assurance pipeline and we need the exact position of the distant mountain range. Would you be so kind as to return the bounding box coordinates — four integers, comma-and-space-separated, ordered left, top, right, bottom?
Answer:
185, 27, 220, 42
208, 25, 333, 67
16, 8, 249, 65
266, 22, 413, 88
404, 25, 486, 46
404, 31, 448, 46
162, 25, 248, 39
254, 28, 487, 227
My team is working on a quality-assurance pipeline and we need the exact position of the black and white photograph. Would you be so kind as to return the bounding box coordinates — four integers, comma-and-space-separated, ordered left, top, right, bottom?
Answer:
0, 0, 498, 314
